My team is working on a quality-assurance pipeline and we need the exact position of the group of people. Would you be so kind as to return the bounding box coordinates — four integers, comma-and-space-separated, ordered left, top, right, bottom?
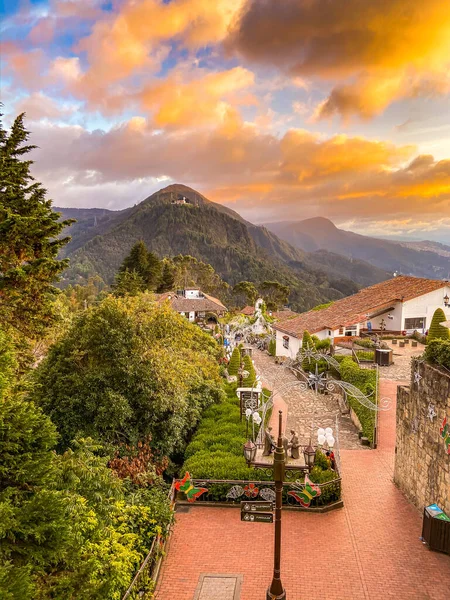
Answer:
263, 427, 300, 459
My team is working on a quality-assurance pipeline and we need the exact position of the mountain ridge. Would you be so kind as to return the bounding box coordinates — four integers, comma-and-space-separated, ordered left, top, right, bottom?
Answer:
56, 184, 391, 312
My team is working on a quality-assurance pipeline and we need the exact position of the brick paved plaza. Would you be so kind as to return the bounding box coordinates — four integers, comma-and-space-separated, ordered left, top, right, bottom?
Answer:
156, 348, 450, 600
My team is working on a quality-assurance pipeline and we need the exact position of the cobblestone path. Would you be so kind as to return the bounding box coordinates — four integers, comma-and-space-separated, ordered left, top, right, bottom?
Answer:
252, 350, 366, 450
156, 348, 450, 600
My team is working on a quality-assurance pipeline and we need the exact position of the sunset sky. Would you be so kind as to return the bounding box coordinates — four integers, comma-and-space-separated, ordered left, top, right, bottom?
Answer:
2, 0, 450, 241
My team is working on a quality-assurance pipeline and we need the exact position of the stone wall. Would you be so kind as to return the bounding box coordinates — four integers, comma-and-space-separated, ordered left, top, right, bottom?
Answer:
394, 360, 450, 515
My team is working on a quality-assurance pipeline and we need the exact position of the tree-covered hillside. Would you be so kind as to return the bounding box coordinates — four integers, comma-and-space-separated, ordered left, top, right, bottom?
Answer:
58, 184, 389, 312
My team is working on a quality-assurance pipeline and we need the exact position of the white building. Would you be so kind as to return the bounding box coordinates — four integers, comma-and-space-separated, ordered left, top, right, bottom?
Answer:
157, 288, 227, 322
274, 276, 450, 358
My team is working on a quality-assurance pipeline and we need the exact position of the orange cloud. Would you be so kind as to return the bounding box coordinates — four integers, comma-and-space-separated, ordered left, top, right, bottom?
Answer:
228, 0, 450, 120
138, 67, 255, 128
72, 0, 245, 103
27, 118, 450, 224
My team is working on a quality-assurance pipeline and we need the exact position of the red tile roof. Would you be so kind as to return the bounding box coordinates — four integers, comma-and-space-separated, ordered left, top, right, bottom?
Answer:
241, 305, 255, 316
156, 291, 226, 314
274, 276, 448, 338
271, 309, 299, 322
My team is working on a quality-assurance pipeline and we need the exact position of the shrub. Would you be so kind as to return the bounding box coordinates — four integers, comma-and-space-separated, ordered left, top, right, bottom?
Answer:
268, 338, 276, 356
354, 338, 376, 349
228, 347, 241, 376
339, 357, 377, 443
242, 355, 256, 387
424, 339, 450, 370
428, 308, 450, 341
355, 350, 375, 362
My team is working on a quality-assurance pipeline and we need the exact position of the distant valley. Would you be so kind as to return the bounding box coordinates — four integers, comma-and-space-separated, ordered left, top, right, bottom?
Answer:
264, 217, 450, 280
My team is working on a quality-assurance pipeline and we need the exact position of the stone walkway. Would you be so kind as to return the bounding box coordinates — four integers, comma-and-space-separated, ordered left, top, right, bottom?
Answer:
253, 350, 366, 450
156, 350, 450, 600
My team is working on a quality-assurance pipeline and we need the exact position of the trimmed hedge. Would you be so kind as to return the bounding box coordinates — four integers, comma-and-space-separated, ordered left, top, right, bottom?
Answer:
428, 308, 450, 341
268, 338, 276, 357
182, 384, 271, 481
228, 347, 241, 376
339, 357, 377, 443
424, 339, 450, 370
355, 350, 375, 362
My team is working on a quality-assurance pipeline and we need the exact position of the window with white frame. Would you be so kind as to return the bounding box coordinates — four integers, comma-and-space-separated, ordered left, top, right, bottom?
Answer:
404, 317, 425, 330
283, 335, 289, 349
345, 324, 358, 336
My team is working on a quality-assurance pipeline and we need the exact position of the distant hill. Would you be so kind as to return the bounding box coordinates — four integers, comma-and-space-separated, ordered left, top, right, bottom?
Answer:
264, 217, 450, 280
56, 185, 391, 312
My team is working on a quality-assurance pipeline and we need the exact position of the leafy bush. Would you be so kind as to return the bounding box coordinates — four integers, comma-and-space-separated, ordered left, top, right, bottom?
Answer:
355, 350, 375, 362
31, 296, 223, 456
428, 308, 450, 341
311, 301, 334, 311
339, 357, 377, 443
424, 339, 450, 370
354, 338, 376, 349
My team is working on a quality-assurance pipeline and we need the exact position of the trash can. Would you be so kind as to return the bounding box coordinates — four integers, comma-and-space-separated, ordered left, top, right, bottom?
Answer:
375, 348, 393, 366
422, 504, 450, 554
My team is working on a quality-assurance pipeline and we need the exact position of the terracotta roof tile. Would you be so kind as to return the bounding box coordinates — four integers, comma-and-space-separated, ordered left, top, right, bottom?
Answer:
157, 291, 226, 313
274, 276, 448, 338
241, 305, 255, 316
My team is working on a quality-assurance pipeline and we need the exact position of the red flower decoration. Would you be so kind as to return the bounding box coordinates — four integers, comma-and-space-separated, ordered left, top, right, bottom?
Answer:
244, 483, 259, 498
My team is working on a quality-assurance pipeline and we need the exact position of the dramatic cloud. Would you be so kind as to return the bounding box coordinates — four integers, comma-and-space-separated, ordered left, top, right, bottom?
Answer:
26, 118, 450, 226
228, 0, 450, 120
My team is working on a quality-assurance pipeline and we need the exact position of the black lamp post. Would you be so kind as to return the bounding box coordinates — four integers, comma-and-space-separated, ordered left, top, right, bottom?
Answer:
303, 438, 316, 470
243, 439, 257, 464
266, 410, 286, 600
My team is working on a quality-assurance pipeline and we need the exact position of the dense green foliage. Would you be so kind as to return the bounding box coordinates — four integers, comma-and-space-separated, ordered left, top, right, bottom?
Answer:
260, 281, 290, 311
233, 281, 258, 306
355, 350, 375, 362
183, 385, 270, 483
57, 184, 381, 313
31, 296, 223, 455
424, 339, 450, 370
0, 113, 73, 338
0, 330, 173, 600
428, 308, 450, 341
339, 357, 377, 443
228, 347, 241, 376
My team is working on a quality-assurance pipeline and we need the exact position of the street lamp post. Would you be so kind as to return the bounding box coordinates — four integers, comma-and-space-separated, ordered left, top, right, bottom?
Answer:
267, 410, 286, 600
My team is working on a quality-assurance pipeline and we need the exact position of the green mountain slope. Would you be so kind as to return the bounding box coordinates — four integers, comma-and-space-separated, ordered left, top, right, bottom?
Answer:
57, 184, 390, 311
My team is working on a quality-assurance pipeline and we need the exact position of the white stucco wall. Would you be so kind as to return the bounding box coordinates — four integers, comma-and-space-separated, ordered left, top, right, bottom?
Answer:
185, 289, 201, 299
275, 329, 301, 358
402, 286, 450, 332
188, 311, 196, 322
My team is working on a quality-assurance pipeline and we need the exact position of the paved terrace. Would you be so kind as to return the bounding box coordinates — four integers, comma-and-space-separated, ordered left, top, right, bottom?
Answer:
156, 342, 450, 600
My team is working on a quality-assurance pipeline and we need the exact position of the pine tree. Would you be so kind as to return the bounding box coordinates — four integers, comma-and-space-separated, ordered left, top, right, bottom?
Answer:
157, 260, 176, 293
268, 338, 276, 357
0, 113, 73, 338
113, 269, 145, 297
228, 347, 241, 376
428, 308, 450, 341
119, 241, 161, 291
242, 354, 256, 387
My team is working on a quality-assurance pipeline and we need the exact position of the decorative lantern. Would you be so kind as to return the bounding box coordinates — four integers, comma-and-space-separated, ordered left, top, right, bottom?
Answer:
444, 294, 449, 307
243, 440, 257, 464
303, 439, 316, 469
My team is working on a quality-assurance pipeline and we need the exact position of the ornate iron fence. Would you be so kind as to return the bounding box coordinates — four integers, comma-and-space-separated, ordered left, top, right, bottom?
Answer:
121, 481, 176, 600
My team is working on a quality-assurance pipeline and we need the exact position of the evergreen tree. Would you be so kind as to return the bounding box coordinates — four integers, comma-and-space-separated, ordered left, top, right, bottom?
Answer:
119, 241, 161, 291
268, 338, 276, 357
0, 113, 73, 338
242, 354, 256, 387
228, 347, 241, 376
428, 308, 450, 341
233, 281, 258, 306
113, 269, 145, 297
157, 259, 176, 293
260, 281, 290, 311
